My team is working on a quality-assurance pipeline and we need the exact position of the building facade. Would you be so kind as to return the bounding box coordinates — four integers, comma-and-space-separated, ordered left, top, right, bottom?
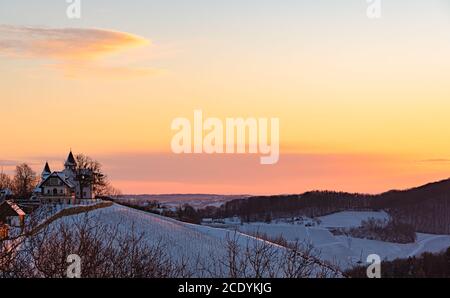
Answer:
0, 200, 26, 228
36, 151, 94, 202
0, 188, 12, 203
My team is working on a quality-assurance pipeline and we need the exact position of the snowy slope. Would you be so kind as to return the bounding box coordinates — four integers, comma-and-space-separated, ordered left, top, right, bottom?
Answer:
53, 206, 450, 274
237, 223, 337, 247
56, 204, 247, 262
53, 204, 340, 277
318, 211, 390, 228
233, 212, 450, 270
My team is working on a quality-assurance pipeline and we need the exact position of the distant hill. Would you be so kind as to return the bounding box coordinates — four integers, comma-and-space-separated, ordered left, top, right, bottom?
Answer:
375, 178, 450, 208
117, 194, 249, 209
214, 178, 450, 234
376, 178, 450, 234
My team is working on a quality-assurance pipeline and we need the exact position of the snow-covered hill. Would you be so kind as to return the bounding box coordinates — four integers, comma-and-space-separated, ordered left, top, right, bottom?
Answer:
317, 211, 389, 228
233, 211, 450, 270
52, 205, 450, 275
53, 204, 340, 277
57, 204, 241, 262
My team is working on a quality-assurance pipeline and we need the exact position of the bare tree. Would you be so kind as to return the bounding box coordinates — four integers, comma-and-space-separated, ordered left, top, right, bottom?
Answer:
12, 163, 37, 198
198, 231, 342, 278
74, 154, 121, 197
101, 183, 122, 198
0, 173, 13, 190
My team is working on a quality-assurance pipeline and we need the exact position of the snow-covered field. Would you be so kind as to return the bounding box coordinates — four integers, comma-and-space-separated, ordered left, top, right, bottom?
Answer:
51, 204, 339, 277
317, 211, 390, 228
51, 206, 450, 274
231, 211, 450, 270
55, 204, 241, 263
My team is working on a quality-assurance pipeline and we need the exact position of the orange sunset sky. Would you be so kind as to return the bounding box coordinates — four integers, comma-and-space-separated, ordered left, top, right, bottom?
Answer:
1, 0, 449, 195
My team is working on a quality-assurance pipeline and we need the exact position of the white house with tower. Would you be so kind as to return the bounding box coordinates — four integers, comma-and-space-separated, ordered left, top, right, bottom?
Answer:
36, 151, 94, 202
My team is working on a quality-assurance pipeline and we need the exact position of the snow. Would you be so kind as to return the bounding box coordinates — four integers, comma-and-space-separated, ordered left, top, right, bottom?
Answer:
52, 206, 450, 273
317, 211, 390, 228
53, 204, 339, 277
407, 234, 450, 257
231, 212, 450, 270
56, 204, 232, 262
236, 223, 337, 246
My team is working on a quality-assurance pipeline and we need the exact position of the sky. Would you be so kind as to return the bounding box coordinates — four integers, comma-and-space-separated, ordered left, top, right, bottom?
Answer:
0, 0, 450, 195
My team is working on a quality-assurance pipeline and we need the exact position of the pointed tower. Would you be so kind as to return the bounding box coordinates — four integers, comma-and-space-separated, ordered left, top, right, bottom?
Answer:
64, 150, 77, 180
64, 151, 77, 170
41, 162, 51, 180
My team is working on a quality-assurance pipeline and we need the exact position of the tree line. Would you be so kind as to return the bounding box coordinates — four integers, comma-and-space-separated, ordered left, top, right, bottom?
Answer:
194, 178, 450, 234
0, 163, 38, 199
195, 191, 374, 223
333, 218, 417, 244
346, 247, 450, 278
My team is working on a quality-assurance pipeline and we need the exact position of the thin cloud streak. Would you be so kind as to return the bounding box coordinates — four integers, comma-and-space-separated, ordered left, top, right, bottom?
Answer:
0, 25, 154, 77
419, 159, 450, 163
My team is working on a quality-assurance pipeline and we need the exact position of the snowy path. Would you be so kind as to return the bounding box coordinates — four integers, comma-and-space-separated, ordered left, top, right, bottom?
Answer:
407, 235, 450, 257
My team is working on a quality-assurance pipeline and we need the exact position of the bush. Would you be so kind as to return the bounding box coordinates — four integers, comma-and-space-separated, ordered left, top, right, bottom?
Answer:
335, 218, 416, 244
346, 247, 450, 278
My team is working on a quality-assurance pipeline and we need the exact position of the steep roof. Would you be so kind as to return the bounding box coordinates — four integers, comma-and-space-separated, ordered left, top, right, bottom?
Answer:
43, 162, 51, 174
6, 201, 26, 216
65, 151, 77, 166
0, 200, 26, 221
37, 171, 75, 189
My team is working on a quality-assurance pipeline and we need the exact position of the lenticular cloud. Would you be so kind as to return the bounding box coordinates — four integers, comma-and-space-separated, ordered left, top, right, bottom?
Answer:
0, 25, 149, 61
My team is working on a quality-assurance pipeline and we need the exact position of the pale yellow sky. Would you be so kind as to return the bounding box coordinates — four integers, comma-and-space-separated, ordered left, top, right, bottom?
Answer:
0, 0, 449, 194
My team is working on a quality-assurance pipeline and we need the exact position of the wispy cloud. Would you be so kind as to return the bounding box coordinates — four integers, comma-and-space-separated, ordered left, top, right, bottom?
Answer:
0, 25, 154, 77
420, 159, 450, 163
1, 159, 41, 174
0, 160, 19, 167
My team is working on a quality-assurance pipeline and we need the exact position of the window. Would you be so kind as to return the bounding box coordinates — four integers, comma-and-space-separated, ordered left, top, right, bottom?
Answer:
60, 189, 63, 194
